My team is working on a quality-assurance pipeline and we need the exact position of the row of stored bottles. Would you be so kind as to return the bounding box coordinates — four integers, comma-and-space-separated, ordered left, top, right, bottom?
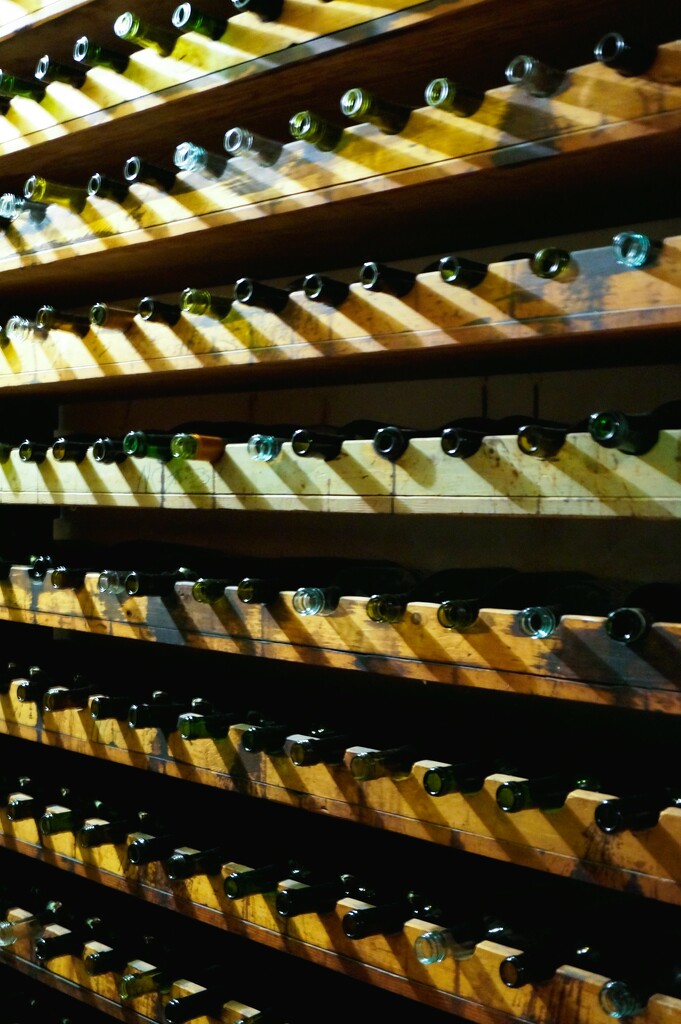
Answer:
0, 27, 667, 121
0, 227, 663, 319
4, 401, 681, 463
1, 709, 679, 832
0, 843, 457, 1024
4, 548, 681, 643
2, 733, 681, 1021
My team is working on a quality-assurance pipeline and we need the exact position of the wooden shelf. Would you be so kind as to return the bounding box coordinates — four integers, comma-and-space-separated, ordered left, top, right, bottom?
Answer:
3, 237, 681, 392
0, 568, 678, 711
0, 428, 680, 518
0, 702, 679, 903
1, 109, 681, 308
0, 0, 676, 189
0, 0, 440, 146
2, 834, 680, 1024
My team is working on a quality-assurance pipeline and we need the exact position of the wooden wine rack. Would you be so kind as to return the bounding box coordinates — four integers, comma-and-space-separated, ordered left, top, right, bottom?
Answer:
0, 0, 679, 1021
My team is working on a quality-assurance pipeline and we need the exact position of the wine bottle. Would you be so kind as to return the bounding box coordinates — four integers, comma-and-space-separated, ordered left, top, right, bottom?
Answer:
92, 437, 128, 465
593, 32, 657, 77
496, 771, 600, 813
605, 582, 681, 644
424, 77, 482, 116
127, 831, 180, 866
177, 699, 238, 740
339, 87, 411, 134
164, 845, 229, 880
35, 304, 90, 334
276, 874, 365, 918
89, 303, 136, 331
113, 13, 179, 57
173, 142, 230, 178
223, 126, 283, 166
170, 422, 257, 461
284, 729, 350, 767
34, 56, 86, 88
190, 578, 229, 604
16, 666, 54, 703
172, 3, 228, 40
5, 315, 46, 343
224, 860, 305, 899
163, 968, 234, 1024
40, 797, 116, 837
350, 746, 416, 782
343, 891, 435, 940
241, 717, 292, 755
7, 782, 71, 822
18, 440, 50, 464
77, 811, 141, 849
595, 788, 681, 834
123, 156, 176, 191
119, 955, 176, 1000
505, 54, 567, 97
302, 273, 350, 308
51, 436, 94, 463
289, 110, 345, 152
87, 173, 130, 202
422, 759, 490, 797
589, 399, 681, 455
137, 296, 182, 325
373, 566, 517, 625
529, 247, 572, 280
0, 899, 64, 947
0, 71, 46, 102
599, 959, 681, 1018
180, 287, 232, 320
415, 914, 506, 964
128, 691, 189, 730
125, 567, 197, 596
97, 567, 134, 593
438, 255, 489, 288
612, 231, 659, 268
359, 261, 415, 297
441, 415, 531, 459
0, 193, 48, 223
234, 278, 290, 313
292, 563, 415, 617
24, 177, 88, 214
516, 420, 577, 458
73, 37, 130, 74
230, 0, 284, 21
90, 694, 134, 721
43, 680, 99, 712
516, 577, 625, 640
51, 566, 91, 590
35, 915, 109, 961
